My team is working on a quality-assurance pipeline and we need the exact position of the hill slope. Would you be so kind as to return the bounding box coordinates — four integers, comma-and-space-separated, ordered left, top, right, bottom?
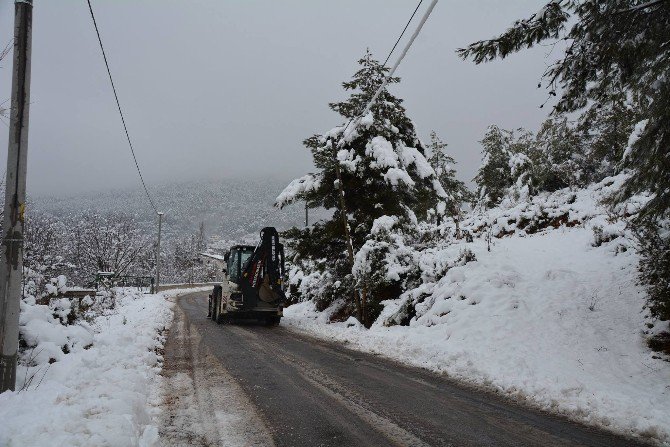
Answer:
284, 176, 669, 445
31, 178, 318, 243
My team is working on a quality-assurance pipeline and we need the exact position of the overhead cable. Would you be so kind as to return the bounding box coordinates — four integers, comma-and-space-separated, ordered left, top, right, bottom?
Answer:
340, 0, 439, 142
383, 0, 424, 67
86, 0, 159, 214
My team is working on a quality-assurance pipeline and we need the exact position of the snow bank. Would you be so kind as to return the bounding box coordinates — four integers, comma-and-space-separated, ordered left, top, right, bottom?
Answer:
0, 289, 174, 447
284, 177, 670, 445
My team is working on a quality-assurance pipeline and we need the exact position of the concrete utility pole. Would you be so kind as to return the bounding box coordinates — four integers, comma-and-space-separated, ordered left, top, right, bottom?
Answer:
155, 212, 163, 292
305, 202, 309, 227
0, 0, 33, 393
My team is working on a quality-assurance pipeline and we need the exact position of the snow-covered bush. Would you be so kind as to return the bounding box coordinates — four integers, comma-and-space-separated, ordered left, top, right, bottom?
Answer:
19, 270, 95, 369
425, 131, 471, 222
352, 216, 421, 324
1, 288, 173, 445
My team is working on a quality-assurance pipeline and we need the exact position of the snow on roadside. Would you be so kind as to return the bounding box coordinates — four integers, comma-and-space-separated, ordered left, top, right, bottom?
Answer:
283, 179, 670, 445
0, 288, 181, 447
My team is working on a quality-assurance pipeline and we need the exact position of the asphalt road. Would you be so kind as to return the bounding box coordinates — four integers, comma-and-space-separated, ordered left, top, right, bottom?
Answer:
168, 291, 650, 447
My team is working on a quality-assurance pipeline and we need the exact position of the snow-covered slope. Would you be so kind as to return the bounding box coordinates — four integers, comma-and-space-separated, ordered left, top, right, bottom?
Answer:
284, 176, 669, 445
0, 289, 179, 447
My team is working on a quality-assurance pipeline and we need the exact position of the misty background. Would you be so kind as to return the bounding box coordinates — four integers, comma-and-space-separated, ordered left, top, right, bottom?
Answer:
0, 0, 553, 200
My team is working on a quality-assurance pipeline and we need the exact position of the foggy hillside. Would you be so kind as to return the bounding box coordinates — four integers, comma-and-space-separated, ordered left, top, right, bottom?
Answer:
30, 178, 315, 243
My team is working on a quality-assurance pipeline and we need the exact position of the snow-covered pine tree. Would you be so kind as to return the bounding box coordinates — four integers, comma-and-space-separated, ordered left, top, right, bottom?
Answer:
458, 0, 670, 214
474, 125, 513, 208
426, 131, 470, 223
534, 116, 584, 191
577, 90, 643, 183
507, 127, 537, 200
459, 0, 670, 332
276, 50, 445, 324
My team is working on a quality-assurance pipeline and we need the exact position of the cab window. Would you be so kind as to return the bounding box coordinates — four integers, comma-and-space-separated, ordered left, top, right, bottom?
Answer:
240, 250, 253, 272
228, 251, 240, 282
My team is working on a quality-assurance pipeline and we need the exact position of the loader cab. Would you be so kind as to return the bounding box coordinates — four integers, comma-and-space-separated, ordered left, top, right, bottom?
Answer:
226, 245, 255, 284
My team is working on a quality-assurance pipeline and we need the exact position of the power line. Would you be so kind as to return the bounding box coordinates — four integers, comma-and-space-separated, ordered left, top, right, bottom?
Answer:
383, 0, 423, 67
340, 0, 439, 142
365, 0, 438, 118
86, 0, 158, 214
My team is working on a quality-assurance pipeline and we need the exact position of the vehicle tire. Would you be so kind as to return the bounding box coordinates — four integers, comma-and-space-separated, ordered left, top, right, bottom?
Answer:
265, 316, 280, 326
212, 296, 219, 323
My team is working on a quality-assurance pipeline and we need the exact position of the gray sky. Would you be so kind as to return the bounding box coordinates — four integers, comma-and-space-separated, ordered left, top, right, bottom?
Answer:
0, 0, 553, 197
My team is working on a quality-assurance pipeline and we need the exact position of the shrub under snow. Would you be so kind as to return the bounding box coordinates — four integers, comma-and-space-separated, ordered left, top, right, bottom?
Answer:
0, 288, 173, 446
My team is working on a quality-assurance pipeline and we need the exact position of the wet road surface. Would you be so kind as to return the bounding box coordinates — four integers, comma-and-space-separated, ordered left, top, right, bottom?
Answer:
164, 291, 650, 447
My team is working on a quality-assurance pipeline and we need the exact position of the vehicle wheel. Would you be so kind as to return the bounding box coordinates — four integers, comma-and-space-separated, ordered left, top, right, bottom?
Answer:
265, 316, 280, 326
216, 313, 223, 324
212, 296, 219, 323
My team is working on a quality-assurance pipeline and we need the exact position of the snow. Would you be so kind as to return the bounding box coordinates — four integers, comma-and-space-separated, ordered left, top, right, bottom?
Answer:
200, 252, 226, 261
384, 167, 415, 187
371, 215, 397, 234
0, 288, 178, 447
337, 148, 361, 172
399, 146, 435, 179
284, 178, 670, 445
360, 111, 374, 128
366, 136, 399, 169
275, 173, 322, 208
623, 119, 649, 161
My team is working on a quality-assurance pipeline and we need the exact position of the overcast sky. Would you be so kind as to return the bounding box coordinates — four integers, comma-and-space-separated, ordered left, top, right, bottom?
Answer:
0, 0, 554, 197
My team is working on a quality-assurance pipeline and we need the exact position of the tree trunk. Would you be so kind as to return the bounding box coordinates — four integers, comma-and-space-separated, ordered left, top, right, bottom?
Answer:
331, 139, 362, 322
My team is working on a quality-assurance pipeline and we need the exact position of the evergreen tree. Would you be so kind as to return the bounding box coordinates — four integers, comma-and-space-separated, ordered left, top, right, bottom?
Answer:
577, 91, 642, 183
635, 220, 670, 322
426, 131, 470, 222
459, 0, 670, 332
508, 127, 538, 199
534, 116, 584, 191
277, 50, 444, 324
458, 0, 670, 218
474, 125, 513, 208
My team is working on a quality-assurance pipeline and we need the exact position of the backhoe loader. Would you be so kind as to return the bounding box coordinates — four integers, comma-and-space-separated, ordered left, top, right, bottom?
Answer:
208, 227, 286, 325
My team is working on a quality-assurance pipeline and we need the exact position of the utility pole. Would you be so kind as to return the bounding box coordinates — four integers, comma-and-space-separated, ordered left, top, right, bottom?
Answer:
0, 0, 33, 393
155, 212, 163, 292
305, 202, 309, 227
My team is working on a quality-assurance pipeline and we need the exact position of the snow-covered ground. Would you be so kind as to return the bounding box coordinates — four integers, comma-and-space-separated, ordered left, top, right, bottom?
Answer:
0, 287, 207, 447
284, 178, 670, 445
